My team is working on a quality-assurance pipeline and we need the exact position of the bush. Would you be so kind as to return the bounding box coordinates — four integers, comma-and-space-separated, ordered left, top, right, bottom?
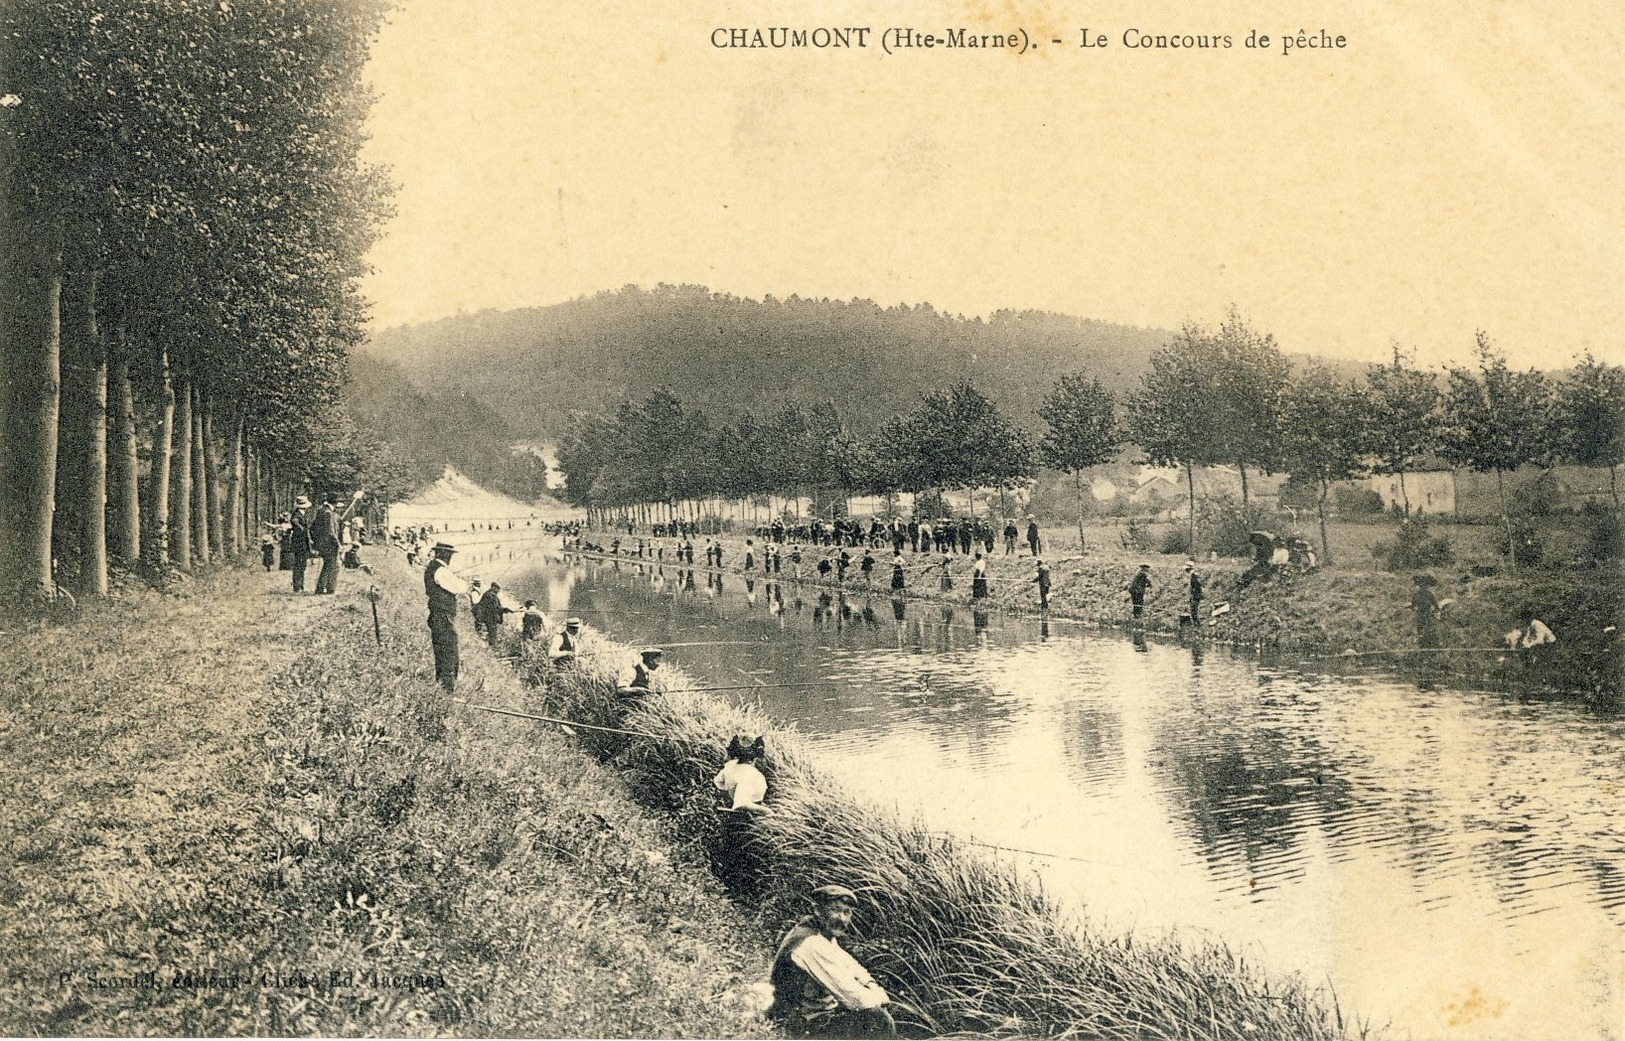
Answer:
1160, 526, 1191, 555
1581, 502, 1624, 561
1334, 486, 1384, 516
1500, 521, 1544, 567
1195, 495, 1255, 558
1123, 518, 1154, 552
1370, 519, 1455, 571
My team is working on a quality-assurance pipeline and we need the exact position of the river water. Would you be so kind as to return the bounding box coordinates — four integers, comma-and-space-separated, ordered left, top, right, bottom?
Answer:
469, 540, 1623, 1040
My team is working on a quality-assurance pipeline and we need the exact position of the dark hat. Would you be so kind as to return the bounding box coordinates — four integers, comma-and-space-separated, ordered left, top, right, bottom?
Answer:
810, 884, 858, 906
432, 541, 457, 554
1139, 562, 1151, 569
524, 599, 537, 607
488, 581, 501, 591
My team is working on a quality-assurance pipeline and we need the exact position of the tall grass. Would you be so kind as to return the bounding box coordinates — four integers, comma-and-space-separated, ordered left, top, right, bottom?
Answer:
516, 640, 1357, 1040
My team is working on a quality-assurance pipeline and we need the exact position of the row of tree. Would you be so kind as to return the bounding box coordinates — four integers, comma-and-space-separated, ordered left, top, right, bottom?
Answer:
558, 309, 1624, 567
0, 0, 396, 603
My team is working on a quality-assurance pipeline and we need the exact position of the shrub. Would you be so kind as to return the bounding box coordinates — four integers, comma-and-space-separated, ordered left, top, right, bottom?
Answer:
1160, 526, 1191, 556
1581, 501, 1624, 561
1499, 521, 1544, 567
1334, 486, 1384, 516
1370, 519, 1456, 571
1195, 495, 1255, 558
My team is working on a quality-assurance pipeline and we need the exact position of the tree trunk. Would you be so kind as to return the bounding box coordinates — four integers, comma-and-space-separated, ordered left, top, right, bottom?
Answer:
1397, 468, 1411, 515
223, 414, 244, 556
202, 397, 223, 558
171, 374, 193, 568
1317, 478, 1332, 565
0, 219, 62, 601
143, 345, 175, 566
1611, 464, 1619, 515
1238, 461, 1252, 528
1074, 470, 1087, 552
1496, 466, 1515, 573
107, 323, 140, 562
68, 269, 107, 596
191, 389, 209, 564
1185, 462, 1197, 550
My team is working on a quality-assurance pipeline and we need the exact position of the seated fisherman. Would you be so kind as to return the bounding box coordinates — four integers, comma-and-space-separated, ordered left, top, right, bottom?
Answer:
616, 647, 664, 699
768, 884, 896, 1039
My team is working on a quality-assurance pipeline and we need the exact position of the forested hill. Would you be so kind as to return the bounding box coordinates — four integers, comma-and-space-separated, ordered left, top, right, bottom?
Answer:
361, 285, 1177, 436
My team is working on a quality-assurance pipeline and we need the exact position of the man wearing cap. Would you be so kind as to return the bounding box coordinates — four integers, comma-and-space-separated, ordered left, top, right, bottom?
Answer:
1034, 558, 1052, 612
423, 542, 470, 691
1184, 560, 1204, 626
288, 496, 313, 593
520, 600, 549, 644
616, 648, 664, 700
475, 582, 515, 647
548, 618, 583, 665
768, 884, 895, 1038
1128, 562, 1152, 619
312, 494, 342, 594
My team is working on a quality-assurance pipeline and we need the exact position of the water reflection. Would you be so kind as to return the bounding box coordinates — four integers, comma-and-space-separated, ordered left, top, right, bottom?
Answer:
502, 550, 1623, 1040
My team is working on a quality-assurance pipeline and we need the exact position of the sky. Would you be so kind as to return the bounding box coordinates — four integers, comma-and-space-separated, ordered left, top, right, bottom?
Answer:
359, 1, 1624, 370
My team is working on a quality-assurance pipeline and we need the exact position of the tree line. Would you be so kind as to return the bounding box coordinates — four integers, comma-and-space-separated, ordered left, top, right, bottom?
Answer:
559, 308, 1624, 567
1, 0, 395, 603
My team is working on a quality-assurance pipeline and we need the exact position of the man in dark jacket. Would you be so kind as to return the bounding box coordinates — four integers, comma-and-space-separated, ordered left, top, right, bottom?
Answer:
312, 494, 342, 594
288, 496, 313, 593
768, 885, 895, 1038
1128, 563, 1152, 619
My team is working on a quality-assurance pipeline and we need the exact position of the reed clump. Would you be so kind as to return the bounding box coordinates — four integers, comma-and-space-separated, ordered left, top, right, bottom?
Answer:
517, 638, 1358, 1040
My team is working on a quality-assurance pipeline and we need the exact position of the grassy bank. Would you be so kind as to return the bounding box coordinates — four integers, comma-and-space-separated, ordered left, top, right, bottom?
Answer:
583, 530, 1621, 701
514, 631, 1357, 1039
0, 559, 772, 1036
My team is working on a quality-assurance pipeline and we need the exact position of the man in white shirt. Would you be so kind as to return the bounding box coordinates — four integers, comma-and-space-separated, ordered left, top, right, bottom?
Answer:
768, 884, 895, 1038
423, 542, 469, 691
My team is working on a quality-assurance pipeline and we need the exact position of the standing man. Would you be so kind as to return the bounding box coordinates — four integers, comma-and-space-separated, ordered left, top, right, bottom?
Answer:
1025, 516, 1042, 557
768, 884, 896, 1039
1128, 563, 1152, 620
1034, 558, 1052, 612
288, 496, 313, 593
423, 541, 469, 692
1184, 560, 1204, 626
476, 582, 515, 646
1410, 574, 1440, 649
312, 494, 342, 594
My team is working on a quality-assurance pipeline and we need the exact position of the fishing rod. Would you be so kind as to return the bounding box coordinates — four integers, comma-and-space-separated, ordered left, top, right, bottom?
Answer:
1313, 646, 1515, 659
453, 699, 656, 738
662, 681, 826, 693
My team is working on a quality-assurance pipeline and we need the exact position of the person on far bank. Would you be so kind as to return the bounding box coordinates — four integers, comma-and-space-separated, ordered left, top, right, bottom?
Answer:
549, 617, 583, 666
288, 496, 313, 593
768, 884, 896, 1039
312, 494, 342, 594
1410, 573, 1440, 649
1184, 560, 1204, 626
1128, 563, 1152, 620
423, 541, 470, 692
1026, 516, 1042, 557
971, 551, 989, 600
1034, 558, 1051, 612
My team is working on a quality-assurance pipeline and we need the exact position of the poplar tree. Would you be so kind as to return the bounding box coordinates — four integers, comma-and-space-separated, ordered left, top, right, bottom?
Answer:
1038, 373, 1120, 551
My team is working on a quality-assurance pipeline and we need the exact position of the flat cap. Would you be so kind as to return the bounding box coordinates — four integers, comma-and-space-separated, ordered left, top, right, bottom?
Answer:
810, 884, 858, 906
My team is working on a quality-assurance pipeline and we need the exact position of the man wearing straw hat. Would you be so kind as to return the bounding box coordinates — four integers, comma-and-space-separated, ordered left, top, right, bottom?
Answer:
616, 647, 664, 700
423, 541, 470, 691
287, 495, 313, 593
768, 884, 896, 1038
548, 617, 583, 666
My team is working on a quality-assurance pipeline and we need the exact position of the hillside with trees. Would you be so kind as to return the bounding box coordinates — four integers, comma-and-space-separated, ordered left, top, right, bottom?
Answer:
360, 285, 1177, 436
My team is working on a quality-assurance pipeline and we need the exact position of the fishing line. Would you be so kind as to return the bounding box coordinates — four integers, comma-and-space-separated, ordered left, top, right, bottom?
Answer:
453, 699, 658, 739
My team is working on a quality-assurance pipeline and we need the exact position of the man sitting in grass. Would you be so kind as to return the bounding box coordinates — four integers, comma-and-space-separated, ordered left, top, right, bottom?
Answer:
768, 884, 896, 1039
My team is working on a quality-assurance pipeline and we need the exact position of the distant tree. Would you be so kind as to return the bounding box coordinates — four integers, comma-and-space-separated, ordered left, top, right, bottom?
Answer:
1278, 366, 1368, 564
1361, 344, 1440, 513
1127, 327, 1221, 549
1437, 333, 1552, 569
879, 384, 1036, 512
1550, 352, 1625, 512
1038, 373, 1120, 551
1208, 309, 1289, 526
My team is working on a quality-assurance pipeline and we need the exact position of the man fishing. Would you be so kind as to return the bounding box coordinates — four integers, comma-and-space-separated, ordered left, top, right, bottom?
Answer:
616, 647, 664, 700
768, 884, 896, 1039
423, 541, 470, 691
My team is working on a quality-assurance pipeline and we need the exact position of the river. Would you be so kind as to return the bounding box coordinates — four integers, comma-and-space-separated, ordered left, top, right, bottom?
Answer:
465, 539, 1623, 1040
